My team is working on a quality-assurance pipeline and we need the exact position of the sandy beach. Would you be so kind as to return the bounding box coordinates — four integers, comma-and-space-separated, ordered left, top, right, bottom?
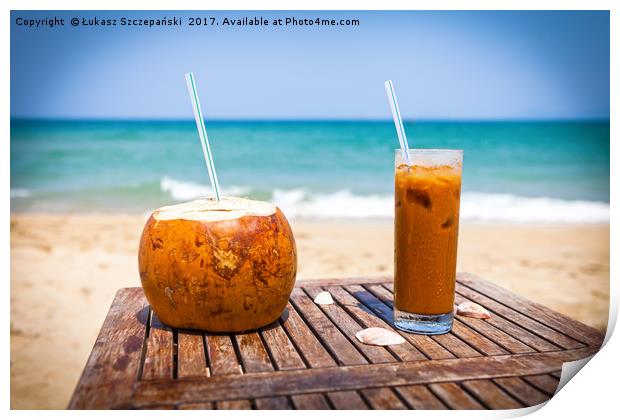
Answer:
10, 214, 609, 409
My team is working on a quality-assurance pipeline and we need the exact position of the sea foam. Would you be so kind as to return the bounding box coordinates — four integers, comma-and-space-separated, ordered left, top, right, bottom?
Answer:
460, 192, 609, 223
160, 177, 609, 223
10, 189, 31, 198
160, 176, 250, 201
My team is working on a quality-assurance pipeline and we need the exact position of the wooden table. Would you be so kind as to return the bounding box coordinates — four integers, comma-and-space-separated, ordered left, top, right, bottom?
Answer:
69, 273, 603, 410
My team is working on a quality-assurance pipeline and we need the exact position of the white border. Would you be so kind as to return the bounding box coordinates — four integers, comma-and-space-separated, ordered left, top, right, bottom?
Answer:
3, 1, 617, 418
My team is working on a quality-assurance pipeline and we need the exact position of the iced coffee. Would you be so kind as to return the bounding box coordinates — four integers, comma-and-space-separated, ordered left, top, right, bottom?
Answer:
393, 149, 462, 335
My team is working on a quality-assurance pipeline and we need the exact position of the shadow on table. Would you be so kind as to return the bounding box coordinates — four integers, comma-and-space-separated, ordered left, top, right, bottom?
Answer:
134, 305, 288, 335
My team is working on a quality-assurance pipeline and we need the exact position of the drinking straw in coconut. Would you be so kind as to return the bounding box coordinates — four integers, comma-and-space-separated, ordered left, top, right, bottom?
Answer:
384, 80, 411, 164
185, 72, 221, 201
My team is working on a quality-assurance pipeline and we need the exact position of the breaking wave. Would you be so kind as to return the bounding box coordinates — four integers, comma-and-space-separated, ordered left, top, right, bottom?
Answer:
159, 177, 609, 223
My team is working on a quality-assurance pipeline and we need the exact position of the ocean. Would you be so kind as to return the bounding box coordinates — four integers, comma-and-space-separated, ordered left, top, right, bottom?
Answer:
10, 119, 610, 223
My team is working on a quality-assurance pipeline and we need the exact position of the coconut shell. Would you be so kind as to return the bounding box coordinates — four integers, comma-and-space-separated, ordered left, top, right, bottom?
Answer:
138, 198, 297, 332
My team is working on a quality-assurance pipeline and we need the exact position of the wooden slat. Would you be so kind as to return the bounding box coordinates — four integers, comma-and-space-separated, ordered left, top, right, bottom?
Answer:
178, 402, 213, 409
206, 334, 253, 409
177, 330, 207, 378
361, 388, 407, 409
71, 277, 598, 410
395, 385, 447, 409
522, 374, 559, 395
142, 312, 173, 380
398, 283, 560, 353
279, 303, 336, 368
327, 391, 368, 409
260, 321, 306, 370
303, 286, 395, 364
366, 284, 488, 360
279, 302, 367, 408
236, 330, 294, 409
255, 396, 293, 409
326, 285, 427, 361
297, 276, 389, 287
302, 286, 409, 408
206, 334, 241, 376
382, 273, 601, 348
235, 331, 273, 373
461, 380, 522, 409
347, 284, 455, 360
288, 393, 331, 409
459, 273, 604, 346
380, 282, 394, 292
132, 347, 595, 406
291, 393, 331, 410
216, 400, 252, 410
482, 311, 561, 353
454, 294, 535, 354
493, 377, 550, 407
550, 371, 562, 380
376, 283, 510, 357
428, 383, 484, 409
457, 284, 583, 350
258, 325, 332, 411
432, 333, 480, 359
239, 321, 331, 410
451, 319, 509, 356
240, 329, 308, 410
289, 288, 367, 365
68, 288, 149, 409
381, 291, 520, 407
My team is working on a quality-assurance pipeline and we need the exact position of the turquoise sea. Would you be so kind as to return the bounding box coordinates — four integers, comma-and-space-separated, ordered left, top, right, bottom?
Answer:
10, 119, 610, 222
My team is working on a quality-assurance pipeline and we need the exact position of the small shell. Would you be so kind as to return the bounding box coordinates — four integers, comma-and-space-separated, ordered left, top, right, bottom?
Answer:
355, 327, 406, 346
457, 301, 491, 319
313, 291, 334, 305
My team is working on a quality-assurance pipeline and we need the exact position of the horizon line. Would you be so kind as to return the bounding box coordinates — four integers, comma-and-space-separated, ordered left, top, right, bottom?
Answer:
9, 117, 611, 123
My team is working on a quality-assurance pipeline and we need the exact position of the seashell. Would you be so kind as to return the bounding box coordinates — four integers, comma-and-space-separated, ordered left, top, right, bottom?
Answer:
355, 327, 406, 346
313, 291, 334, 305
457, 301, 491, 319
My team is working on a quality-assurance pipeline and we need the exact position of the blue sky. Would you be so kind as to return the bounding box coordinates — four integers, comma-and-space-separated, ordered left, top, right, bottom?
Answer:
11, 10, 609, 120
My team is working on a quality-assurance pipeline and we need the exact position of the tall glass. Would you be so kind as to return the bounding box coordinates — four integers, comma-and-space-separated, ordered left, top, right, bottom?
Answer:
393, 149, 463, 335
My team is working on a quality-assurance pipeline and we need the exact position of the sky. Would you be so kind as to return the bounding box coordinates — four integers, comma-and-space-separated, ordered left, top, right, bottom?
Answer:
10, 10, 610, 120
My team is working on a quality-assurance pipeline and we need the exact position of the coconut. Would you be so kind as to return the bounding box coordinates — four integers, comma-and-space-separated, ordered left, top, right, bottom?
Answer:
138, 197, 297, 332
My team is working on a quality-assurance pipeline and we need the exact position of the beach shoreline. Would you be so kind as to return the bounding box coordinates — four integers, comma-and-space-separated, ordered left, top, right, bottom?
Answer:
10, 213, 609, 409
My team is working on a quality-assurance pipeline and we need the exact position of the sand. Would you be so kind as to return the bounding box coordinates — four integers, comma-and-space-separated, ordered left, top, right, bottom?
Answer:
10, 214, 609, 409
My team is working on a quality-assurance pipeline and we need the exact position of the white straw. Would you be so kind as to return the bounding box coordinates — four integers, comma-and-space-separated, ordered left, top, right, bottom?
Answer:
384, 80, 411, 164
185, 72, 221, 201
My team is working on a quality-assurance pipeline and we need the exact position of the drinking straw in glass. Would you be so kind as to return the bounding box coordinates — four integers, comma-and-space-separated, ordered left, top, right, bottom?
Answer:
384, 80, 411, 164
